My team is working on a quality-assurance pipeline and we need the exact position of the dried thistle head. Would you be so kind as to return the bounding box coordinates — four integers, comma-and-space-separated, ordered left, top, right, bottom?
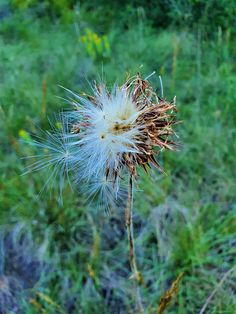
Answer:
27, 73, 178, 208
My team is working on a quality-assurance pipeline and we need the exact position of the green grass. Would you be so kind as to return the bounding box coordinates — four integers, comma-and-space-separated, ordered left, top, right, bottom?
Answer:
0, 3, 236, 313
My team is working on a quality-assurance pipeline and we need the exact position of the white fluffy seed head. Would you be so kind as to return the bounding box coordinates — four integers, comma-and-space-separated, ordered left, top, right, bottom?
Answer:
26, 85, 141, 205
26, 75, 177, 209
69, 85, 141, 181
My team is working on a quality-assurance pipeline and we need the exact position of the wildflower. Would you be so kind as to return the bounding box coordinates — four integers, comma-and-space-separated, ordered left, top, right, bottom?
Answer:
27, 74, 177, 206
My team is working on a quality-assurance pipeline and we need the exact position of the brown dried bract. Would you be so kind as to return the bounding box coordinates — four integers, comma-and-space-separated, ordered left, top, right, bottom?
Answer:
123, 74, 177, 178
73, 74, 178, 181
157, 272, 185, 314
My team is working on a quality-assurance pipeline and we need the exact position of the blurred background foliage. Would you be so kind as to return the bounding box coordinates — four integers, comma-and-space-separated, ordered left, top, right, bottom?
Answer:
0, 0, 236, 313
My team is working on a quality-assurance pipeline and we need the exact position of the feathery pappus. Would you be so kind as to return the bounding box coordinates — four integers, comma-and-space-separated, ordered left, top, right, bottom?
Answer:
27, 73, 178, 207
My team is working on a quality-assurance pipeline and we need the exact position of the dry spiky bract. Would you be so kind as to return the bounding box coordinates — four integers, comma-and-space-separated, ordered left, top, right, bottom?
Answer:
122, 75, 177, 177
28, 73, 177, 207
157, 272, 184, 314
72, 74, 177, 180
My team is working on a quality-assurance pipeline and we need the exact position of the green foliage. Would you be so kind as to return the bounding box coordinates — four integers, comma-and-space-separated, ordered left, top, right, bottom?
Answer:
80, 0, 236, 34
8, 0, 236, 34
0, 2, 236, 313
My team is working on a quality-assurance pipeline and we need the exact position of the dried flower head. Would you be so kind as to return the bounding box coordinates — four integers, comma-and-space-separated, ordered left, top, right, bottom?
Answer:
27, 73, 177, 206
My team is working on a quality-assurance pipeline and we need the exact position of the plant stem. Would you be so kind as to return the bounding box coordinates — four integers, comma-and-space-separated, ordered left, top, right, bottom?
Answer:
125, 175, 144, 313
199, 265, 236, 314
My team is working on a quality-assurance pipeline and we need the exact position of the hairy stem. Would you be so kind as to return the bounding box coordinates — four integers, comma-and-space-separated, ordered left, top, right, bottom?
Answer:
125, 175, 144, 313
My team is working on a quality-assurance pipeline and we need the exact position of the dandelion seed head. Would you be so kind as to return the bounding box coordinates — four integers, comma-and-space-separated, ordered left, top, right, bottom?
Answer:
26, 74, 178, 208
